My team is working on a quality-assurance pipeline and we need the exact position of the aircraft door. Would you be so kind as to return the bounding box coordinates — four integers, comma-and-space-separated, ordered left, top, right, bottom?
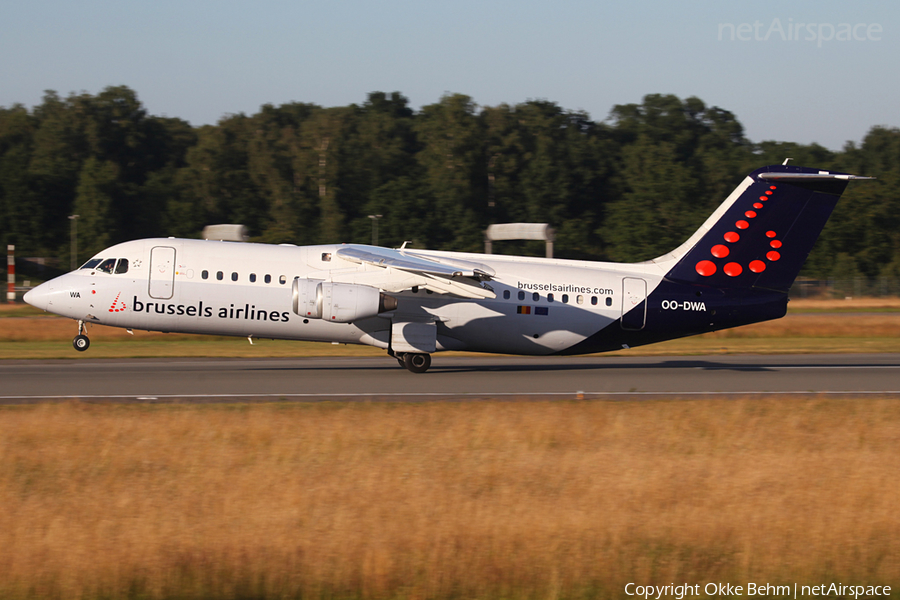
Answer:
149, 246, 176, 299
621, 277, 647, 330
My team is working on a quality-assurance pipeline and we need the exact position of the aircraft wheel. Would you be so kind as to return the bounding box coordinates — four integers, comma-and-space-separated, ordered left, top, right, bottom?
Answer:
73, 334, 90, 352
403, 353, 431, 374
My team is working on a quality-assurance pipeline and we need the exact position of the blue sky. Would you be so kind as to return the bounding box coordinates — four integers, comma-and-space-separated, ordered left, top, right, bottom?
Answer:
1, 0, 896, 150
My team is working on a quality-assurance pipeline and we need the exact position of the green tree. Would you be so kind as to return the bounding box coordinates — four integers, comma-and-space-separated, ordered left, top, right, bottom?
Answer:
811, 127, 900, 279
603, 136, 701, 262
73, 157, 118, 259
0, 105, 39, 251
414, 94, 486, 250
344, 92, 421, 245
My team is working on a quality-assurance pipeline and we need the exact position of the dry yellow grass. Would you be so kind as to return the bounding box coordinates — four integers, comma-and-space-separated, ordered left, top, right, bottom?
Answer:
3, 311, 900, 360
1, 399, 898, 600
700, 313, 900, 338
788, 297, 900, 311
2, 307, 900, 352
0, 316, 207, 342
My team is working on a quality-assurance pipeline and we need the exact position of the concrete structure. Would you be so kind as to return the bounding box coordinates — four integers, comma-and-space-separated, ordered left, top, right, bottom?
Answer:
484, 223, 555, 258
202, 224, 249, 242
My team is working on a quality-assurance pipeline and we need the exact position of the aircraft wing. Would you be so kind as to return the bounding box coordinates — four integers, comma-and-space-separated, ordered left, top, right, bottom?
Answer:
333, 245, 496, 299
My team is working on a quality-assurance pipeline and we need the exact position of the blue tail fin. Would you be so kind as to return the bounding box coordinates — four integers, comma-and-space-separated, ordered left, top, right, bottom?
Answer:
662, 165, 873, 292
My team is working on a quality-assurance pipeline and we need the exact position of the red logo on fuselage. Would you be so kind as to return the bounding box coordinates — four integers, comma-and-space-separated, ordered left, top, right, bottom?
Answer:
108, 293, 127, 313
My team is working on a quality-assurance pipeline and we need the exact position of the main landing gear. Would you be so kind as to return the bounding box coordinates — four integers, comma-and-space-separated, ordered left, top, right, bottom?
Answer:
390, 351, 432, 373
73, 320, 90, 352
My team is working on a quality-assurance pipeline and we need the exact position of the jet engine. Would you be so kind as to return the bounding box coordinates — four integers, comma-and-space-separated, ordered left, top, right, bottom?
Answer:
292, 279, 398, 322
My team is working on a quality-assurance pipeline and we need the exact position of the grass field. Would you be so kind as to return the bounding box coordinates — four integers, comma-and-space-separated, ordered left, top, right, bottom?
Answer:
2, 299, 900, 359
1, 399, 898, 600
2, 300, 899, 599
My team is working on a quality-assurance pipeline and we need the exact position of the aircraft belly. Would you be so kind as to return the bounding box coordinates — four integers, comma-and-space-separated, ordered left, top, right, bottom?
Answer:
439, 299, 614, 355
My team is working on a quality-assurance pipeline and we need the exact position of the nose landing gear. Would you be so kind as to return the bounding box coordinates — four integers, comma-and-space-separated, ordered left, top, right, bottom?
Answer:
73, 320, 90, 352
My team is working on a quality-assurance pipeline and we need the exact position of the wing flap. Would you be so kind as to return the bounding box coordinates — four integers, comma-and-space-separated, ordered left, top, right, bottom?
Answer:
333, 245, 496, 299
336, 245, 472, 277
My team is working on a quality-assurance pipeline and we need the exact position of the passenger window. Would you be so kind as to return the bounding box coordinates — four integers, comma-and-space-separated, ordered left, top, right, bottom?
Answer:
532, 292, 539, 302
81, 258, 102, 270
562, 294, 569, 304
216, 271, 223, 281
202, 270, 208, 280
606, 297, 613, 307
503, 290, 510, 300
548, 293, 554, 302
279, 275, 286, 285
250, 273, 256, 283
577, 295, 584, 305
265, 274, 271, 284
518, 291, 525, 301
321, 253, 332, 262
231, 272, 238, 282
591, 296, 598, 306
114, 259, 129, 274
96, 258, 116, 273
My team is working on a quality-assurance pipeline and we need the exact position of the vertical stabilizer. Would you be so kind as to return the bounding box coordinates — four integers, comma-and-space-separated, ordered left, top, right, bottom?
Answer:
662, 165, 873, 292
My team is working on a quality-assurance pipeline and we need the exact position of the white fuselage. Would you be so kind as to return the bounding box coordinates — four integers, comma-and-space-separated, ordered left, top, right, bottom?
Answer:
29, 238, 667, 355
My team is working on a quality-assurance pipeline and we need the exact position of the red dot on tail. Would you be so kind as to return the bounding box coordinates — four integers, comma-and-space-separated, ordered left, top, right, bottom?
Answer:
711, 244, 730, 258
695, 260, 717, 276
736, 220, 749, 229
749, 260, 766, 273
765, 191, 773, 195
767, 251, 781, 261
724, 262, 743, 277
766, 230, 777, 238
745, 210, 757, 218
753, 202, 764, 209
770, 240, 782, 248
724, 231, 740, 243
770, 186, 777, 190
759, 196, 768, 201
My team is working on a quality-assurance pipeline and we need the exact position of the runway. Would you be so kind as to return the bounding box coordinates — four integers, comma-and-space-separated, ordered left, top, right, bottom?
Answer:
1, 354, 899, 402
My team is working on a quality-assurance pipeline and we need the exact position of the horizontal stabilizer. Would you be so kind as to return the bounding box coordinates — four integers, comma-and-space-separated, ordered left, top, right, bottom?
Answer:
758, 172, 875, 181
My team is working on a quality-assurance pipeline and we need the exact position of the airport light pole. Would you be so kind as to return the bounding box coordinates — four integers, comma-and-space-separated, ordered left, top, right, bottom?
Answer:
6, 245, 14, 304
368, 214, 382, 246
69, 215, 79, 270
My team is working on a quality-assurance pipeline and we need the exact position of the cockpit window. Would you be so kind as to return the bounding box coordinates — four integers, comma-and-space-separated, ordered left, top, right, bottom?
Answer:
114, 259, 129, 274
81, 258, 102, 270
95, 258, 117, 273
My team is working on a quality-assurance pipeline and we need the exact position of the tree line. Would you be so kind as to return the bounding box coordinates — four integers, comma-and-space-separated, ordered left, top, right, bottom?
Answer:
1, 86, 898, 280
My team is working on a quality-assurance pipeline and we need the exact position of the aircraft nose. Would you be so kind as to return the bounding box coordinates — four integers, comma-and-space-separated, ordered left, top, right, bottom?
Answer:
23, 281, 53, 311
23, 276, 83, 314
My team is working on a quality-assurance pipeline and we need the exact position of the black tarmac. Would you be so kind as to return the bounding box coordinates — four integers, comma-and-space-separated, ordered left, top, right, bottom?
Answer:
2, 354, 899, 403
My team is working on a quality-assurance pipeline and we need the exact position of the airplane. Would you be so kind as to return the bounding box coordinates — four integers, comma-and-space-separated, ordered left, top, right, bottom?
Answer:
24, 164, 872, 373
